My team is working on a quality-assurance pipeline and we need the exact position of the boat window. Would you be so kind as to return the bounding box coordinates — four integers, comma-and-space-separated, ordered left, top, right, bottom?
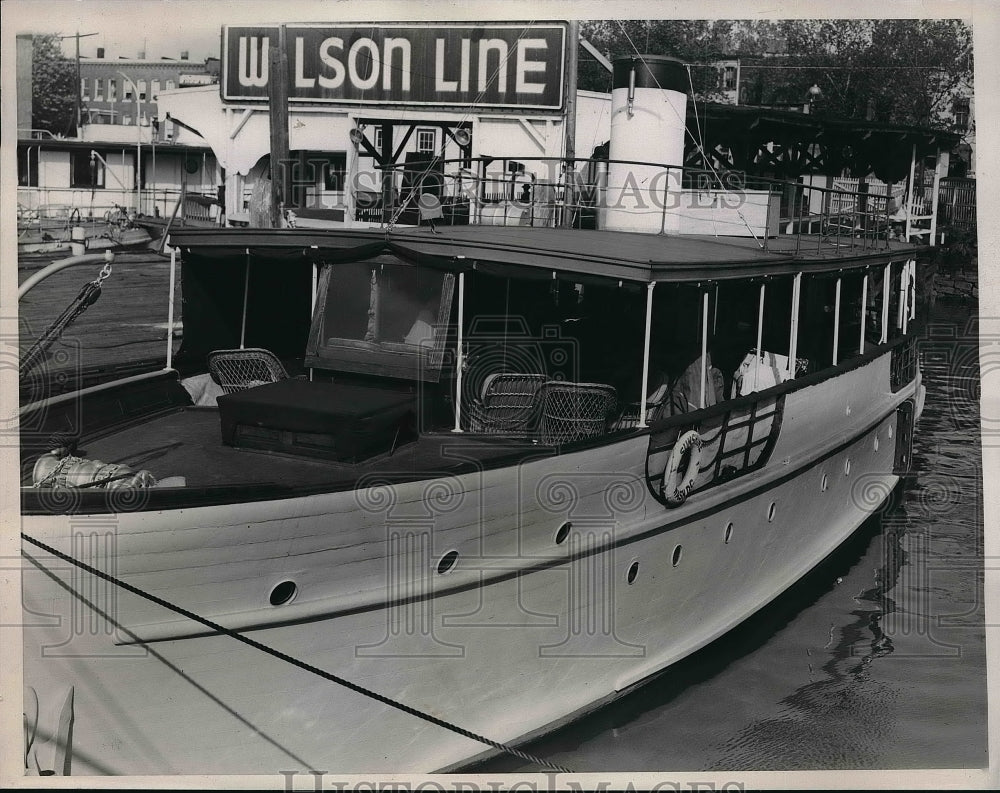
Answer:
71, 150, 106, 189
305, 255, 455, 382
797, 272, 865, 370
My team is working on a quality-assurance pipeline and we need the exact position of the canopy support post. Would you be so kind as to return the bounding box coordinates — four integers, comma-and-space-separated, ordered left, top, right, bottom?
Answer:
832, 276, 842, 366
452, 269, 466, 433
754, 281, 765, 392
700, 288, 709, 407
859, 273, 868, 355
881, 263, 891, 344
788, 273, 802, 379
240, 249, 250, 349
165, 246, 177, 369
638, 282, 656, 428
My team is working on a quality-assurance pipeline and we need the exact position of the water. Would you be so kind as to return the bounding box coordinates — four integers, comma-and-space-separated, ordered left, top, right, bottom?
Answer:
476, 298, 987, 775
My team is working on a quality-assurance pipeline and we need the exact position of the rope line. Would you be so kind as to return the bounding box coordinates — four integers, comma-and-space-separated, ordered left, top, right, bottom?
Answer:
20, 531, 572, 774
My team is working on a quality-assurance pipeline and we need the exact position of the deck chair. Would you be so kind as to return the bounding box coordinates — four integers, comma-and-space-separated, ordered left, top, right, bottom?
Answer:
613, 380, 669, 430
466, 373, 548, 434
537, 382, 618, 445
206, 348, 289, 394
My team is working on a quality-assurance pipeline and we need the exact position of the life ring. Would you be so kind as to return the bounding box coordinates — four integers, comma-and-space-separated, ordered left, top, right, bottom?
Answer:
663, 430, 702, 506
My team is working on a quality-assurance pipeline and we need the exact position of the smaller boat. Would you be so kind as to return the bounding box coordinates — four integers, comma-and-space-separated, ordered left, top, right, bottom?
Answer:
18, 205, 152, 259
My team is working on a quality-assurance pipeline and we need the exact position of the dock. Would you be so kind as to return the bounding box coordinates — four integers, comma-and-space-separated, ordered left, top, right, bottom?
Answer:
18, 251, 182, 400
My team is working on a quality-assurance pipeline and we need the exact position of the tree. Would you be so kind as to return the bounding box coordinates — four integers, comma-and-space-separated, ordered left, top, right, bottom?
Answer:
579, 20, 734, 99
31, 34, 77, 136
578, 19, 973, 130
763, 19, 973, 129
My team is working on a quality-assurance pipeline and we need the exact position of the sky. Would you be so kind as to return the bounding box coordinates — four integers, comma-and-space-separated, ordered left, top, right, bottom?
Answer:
4, 0, 986, 63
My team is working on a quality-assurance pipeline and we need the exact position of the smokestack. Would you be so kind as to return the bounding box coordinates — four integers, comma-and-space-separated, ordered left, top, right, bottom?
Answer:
600, 55, 688, 234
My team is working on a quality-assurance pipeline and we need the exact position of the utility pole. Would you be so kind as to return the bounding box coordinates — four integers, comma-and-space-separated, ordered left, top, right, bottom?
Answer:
561, 20, 579, 228
268, 25, 290, 228
56, 32, 97, 136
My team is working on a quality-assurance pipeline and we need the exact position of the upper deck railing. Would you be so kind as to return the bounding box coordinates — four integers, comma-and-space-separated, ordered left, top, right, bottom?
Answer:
344, 155, 911, 255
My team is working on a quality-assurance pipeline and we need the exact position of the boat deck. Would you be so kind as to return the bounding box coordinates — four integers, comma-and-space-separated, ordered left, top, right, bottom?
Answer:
74, 406, 553, 492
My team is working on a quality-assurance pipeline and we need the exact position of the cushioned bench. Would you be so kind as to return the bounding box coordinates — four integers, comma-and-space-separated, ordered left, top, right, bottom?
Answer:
217, 379, 417, 462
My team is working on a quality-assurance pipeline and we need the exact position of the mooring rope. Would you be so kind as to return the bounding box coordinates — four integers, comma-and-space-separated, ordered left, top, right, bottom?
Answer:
20, 531, 573, 774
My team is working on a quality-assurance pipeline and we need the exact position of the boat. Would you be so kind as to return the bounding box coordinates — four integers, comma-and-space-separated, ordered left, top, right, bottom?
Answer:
18, 204, 152, 259
18, 52, 934, 775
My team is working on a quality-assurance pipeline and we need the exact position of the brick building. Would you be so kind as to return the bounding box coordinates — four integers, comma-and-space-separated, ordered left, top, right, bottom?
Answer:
80, 51, 219, 129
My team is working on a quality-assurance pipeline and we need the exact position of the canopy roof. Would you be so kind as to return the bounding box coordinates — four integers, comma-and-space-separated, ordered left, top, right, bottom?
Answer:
169, 225, 926, 284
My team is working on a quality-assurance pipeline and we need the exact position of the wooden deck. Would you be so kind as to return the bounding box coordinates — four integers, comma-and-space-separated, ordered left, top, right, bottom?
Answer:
73, 405, 546, 491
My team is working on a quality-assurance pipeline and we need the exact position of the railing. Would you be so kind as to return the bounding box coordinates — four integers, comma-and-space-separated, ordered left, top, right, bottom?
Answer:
350, 155, 896, 253
937, 177, 977, 233
16, 186, 216, 224
890, 335, 918, 392
645, 392, 785, 505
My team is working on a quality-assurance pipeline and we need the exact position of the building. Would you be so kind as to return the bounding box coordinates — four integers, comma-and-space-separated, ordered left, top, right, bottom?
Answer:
17, 46, 222, 221
79, 52, 219, 128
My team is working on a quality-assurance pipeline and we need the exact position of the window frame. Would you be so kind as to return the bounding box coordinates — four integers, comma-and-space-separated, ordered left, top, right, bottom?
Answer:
416, 128, 436, 154
70, 150, 106, 189
305, 256, 455, 382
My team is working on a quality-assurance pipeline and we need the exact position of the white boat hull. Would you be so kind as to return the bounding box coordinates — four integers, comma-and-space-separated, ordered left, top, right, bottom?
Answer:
20, 355, 917, 774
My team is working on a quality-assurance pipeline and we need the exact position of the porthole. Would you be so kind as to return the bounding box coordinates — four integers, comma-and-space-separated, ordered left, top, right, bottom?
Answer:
671, 545, 683, 567
821, 473, 829, 492
437, 550, 459, 574
767, 502, 777, 522
269, 580, 297, 606
888, 425, 894, 439
724, 522, 734, 544
555, 521, 572, 545
626, 560, 640, 585
874, 435, 880, 452
844, 458, 852, 476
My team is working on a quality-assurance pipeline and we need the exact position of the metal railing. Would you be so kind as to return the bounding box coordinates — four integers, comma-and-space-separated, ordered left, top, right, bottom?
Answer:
351, 155, 896, 253
16, 186, 216, 224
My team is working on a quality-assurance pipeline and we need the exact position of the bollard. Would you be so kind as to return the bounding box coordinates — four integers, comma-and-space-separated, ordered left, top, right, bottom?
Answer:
70, 226, 87, 256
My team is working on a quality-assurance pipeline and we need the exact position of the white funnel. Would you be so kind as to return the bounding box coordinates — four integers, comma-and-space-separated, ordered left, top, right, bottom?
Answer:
601, 55, 688, 234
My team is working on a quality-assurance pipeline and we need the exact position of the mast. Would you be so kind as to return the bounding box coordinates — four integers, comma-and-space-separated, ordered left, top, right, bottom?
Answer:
561, 20, 579, 228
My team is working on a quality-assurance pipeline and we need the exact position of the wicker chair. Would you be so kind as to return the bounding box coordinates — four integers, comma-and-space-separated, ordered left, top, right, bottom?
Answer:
465, 373, 548, 434
614, 381, 670, 430
206, 348, 289, 394
537, 382, 618, 444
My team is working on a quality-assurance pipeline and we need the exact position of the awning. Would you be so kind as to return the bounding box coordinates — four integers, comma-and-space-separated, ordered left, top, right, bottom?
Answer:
169, 225, 928, 284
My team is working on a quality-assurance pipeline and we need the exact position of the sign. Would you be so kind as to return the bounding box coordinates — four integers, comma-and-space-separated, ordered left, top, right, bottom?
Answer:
222, 23, 567, 110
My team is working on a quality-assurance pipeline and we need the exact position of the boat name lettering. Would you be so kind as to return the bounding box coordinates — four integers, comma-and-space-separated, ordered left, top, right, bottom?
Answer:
223, 24, 566, 109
